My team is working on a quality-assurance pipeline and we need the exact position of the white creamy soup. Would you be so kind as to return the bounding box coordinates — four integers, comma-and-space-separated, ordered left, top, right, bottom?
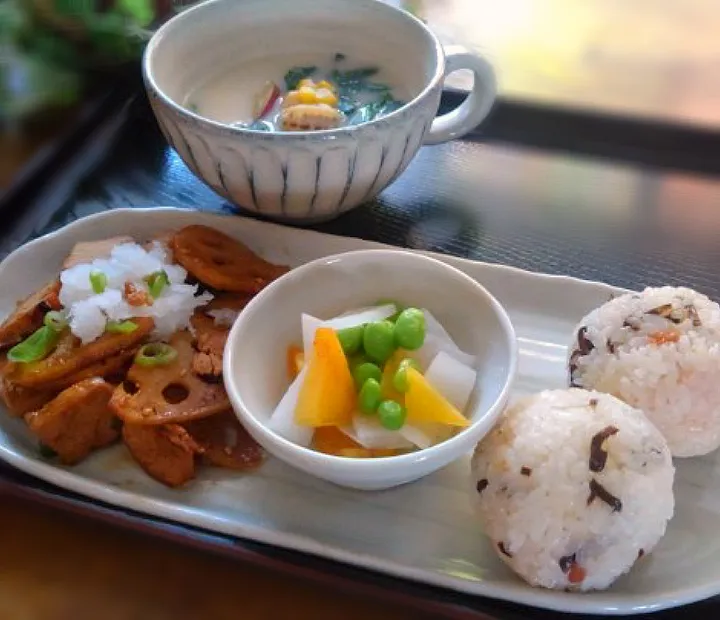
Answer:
184, 52, 412, 132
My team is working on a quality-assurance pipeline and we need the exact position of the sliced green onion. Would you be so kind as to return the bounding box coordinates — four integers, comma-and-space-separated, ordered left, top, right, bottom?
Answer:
7, 326, 61, 364
90, 269, 108, 294
145, 270, 169, 299
43, 310, 68, 332
106, 320, 138, 334
135, 343, 178, 367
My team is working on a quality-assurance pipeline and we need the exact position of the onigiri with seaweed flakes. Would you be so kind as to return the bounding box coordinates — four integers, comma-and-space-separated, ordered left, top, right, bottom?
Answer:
569, 286, 720, 457
471, 389, 674, 592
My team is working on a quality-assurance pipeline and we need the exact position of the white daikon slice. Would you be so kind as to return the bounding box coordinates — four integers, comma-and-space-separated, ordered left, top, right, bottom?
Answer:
414, 308, 477, 369
301, 305, 396, 358
268, 367, 313, 447
400, 421, 457, 449
324, 304, 397, 331
425, 350, 477, 412
423, 307, 456, 342
338, 424, 361, 444
352, 415, 414, 449
398, 424, 434, 449
301, 313, 323, 357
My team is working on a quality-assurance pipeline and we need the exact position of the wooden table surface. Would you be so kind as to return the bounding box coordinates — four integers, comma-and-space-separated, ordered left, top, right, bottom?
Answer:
1, 495, 421, 620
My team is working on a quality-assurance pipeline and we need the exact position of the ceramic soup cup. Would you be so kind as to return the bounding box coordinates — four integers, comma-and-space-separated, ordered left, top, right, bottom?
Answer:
143, 0, 496, 223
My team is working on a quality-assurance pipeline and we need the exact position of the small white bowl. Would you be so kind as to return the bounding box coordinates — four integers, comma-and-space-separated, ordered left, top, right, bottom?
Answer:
223, 250, 517, 490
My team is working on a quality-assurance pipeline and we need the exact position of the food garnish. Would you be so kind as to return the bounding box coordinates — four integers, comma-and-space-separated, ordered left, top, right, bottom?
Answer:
106, 320, 138, 334
135, 343, 178, 367
7, 325, 61, 364
89, 269, 108, 294
145, 270, 170, 299
43, 311, 69, 332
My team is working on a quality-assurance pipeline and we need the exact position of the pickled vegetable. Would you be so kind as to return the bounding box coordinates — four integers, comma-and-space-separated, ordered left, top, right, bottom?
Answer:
405, 367, 470, 427
294, 327, 355, 427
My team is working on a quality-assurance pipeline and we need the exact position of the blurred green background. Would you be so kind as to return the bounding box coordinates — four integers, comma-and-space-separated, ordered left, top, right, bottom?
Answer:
0, 0, 174, 123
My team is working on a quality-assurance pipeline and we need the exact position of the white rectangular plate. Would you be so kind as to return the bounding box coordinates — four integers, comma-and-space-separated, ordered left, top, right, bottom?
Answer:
1, 208, 718, 616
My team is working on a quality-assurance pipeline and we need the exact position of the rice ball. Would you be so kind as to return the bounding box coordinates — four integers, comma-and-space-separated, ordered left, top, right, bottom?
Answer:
569, 286, 720, 457
471, 389, 674, 591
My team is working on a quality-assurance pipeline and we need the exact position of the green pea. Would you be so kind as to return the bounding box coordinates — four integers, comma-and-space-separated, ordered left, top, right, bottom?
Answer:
378, 400, 407, 430
394, 307, 426, 350
353, 362, 382, 389
7, 325, 60, 364
363, 320, 396, 363
392, 358, 421, 393
359, 378, 382, 414
336, 325, 364, 356
347, 353, 368, 371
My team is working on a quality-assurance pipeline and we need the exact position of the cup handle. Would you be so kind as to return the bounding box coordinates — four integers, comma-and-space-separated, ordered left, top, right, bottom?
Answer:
423, 45, 497, 145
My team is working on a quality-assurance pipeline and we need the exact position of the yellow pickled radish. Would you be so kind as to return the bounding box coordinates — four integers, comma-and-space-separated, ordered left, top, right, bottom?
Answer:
380, 349, 409, 403
295, 327, 356, 427
405, 367, 470, 427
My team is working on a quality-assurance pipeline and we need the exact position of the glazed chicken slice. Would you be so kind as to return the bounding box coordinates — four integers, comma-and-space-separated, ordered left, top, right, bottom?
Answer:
25, 378, 119, 465
0, 375, 57, 417
0, 348, 135, 418
0, 355, 56, 416
122, 423, 202, 487
0, 280, 61, 349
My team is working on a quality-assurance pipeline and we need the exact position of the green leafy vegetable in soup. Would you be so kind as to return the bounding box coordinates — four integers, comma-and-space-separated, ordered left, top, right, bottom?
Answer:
284, 66, 318, 91
200, 53, 406, 132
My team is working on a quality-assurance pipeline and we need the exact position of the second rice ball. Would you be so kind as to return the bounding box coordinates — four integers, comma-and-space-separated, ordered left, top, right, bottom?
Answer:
569, 286, 720, 457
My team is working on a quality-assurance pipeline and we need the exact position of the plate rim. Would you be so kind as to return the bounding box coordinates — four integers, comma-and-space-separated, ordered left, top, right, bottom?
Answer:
0, 207, 708, 616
